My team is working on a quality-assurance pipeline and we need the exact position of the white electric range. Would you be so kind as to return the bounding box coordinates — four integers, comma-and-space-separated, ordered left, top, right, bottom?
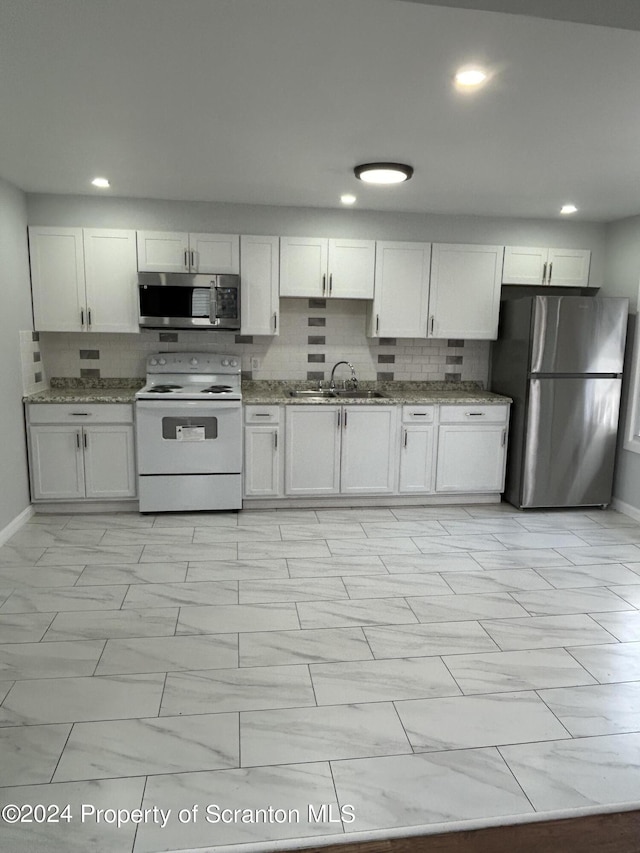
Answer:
135, 352, 242, 512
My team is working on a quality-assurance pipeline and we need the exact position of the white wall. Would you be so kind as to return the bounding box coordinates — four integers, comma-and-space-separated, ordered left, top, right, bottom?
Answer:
0, 178, 34, 531
601, 215, 640, 514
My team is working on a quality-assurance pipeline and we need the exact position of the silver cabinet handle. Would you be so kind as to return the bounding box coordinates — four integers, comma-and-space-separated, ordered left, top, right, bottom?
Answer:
548, 262, 553, 284
430, 316, 435, 335
329, 273, 333, 295
273, 312, 278, 333
343, 410, 347, 428
87, 308, 92, 327
542, 262, 548, 284
191, 250, 197, 270
76, 432, 81, 449
274, 431, 278, 450
70, 412, 90, 416
466, 412, 485, 417
254, 413, 271, 418
322, 274, 326, 295
83, 432, 88, 449
403, 428, 408, 448
501, 428, 507, 447
80, 308, 84, 327
337, 410, 341, 429
376, 315, 380, 333
411, 412, 428, 417
184, 250, 189, 270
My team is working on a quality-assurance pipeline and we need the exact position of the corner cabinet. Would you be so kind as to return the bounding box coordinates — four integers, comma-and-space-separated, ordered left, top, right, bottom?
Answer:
285, 405, 398, 496
435, 404, 509, 493
428, 244, 503, 340
27, 404, 136, 501
240, 235, 279, 336
29, 227, 139, 333
502, 247, 591, 287
279, 237, 375, 299
136, 231, 239, 274
243, 406, 283, 497
368, 242, 431, 338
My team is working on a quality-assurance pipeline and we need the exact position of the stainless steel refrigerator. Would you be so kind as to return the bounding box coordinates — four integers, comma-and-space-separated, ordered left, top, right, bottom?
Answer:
490, 295, 629, 509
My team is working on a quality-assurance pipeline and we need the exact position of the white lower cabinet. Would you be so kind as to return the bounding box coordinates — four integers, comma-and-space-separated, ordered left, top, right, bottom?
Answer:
435, 405, 509, 493
285, 405, 398, 496
27, 405, 136, 501
244, 406, 283, 497
399, 406, 435, 493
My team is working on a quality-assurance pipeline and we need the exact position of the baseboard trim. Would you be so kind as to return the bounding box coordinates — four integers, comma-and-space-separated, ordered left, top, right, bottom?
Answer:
611, 497, 640, 522
243, 494, 501, 510
0, 505, 34, 546
32, 500, 139, 514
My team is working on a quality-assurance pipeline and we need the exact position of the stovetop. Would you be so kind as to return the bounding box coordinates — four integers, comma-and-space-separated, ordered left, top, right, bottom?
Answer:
135, 352, 242, 401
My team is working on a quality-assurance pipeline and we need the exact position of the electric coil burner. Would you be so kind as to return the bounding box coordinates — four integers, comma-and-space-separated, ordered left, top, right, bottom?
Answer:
135, 353, 242, 512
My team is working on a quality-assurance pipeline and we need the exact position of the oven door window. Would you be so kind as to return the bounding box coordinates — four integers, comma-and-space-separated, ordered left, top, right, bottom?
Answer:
162, 417, 218, 440
139, 285, 211, 319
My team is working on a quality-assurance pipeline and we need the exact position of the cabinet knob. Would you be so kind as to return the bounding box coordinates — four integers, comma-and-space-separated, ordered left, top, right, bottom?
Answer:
190, 358, 199, 366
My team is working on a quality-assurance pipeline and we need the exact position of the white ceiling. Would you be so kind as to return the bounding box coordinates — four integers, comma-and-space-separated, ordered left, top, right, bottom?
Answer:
1, 0, 639, 221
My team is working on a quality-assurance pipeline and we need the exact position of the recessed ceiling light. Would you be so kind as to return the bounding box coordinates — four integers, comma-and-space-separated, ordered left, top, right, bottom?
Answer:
454, 66, 488, 89
354, 163, 413, 184
560, 204, 578, 215
341, 194, 356, 205
91, 177, 110, 189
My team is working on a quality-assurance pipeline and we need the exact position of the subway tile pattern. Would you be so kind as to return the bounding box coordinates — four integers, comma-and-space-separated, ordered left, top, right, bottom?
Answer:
3, 505, 640, 851
39, 300, 490, 384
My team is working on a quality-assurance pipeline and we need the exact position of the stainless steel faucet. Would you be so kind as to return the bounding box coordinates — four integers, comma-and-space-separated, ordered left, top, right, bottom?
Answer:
329, 361, 358, 391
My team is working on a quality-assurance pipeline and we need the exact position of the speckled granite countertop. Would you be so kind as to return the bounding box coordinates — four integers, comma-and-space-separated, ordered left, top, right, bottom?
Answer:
24, 378, 143, 404
242, 380, 511, 405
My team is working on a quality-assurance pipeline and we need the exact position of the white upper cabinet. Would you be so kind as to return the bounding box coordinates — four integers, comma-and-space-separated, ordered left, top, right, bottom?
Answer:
503, 246, 591, 287
428, 243, 503, 340
29, 227, 138, 333
83, 229, 138, 333
136, 231, 239, 274
369, 241, 431, 338
240, 235, 279, 336
279, 236, 375, 299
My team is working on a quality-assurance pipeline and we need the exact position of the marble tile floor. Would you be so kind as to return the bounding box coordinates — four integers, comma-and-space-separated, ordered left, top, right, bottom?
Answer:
1, 505, 640, 851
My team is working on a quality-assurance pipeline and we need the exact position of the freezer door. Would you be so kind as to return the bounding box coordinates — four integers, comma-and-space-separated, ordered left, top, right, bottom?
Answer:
521, 376, 622, 508
531, 296, 628, 374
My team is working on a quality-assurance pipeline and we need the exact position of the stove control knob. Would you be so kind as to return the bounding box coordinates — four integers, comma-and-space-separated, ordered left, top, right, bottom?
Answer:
189, 358, 198, 366
158, 358, 166, 365
230, 359, 238, 367
150, 358, 158, 366
221, 358, 229, 366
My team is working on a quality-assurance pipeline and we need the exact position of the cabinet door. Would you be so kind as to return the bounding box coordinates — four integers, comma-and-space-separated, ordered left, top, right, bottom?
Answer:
190, 233, 239, 274
244, 425, 281, 496
285, 406, 341, 495
83, 426, 136, 499
502, 246, 547, 285
399, 424, 435, 493
328, 239, 375, 299
83, 229, 139, 333
29, 426, 85, 500
279, 237, 328, 298
370, 242, 430, 338
435, 424, 507, 493
340, 406, 398, 493
29, 227, 85, 332
547, 248, 591, 287
429, 244, 503, 340
136, 231, 189, 272
240, 235, 279, 335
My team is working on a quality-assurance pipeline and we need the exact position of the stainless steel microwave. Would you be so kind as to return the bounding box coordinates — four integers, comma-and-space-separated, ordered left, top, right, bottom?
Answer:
138, 273, 240, 330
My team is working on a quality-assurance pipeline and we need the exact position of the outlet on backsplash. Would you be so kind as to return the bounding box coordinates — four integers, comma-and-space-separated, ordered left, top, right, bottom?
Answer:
250, 357, 261, 371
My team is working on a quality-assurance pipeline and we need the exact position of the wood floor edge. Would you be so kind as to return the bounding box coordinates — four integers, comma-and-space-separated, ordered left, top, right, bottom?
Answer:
296, 810, 640, 853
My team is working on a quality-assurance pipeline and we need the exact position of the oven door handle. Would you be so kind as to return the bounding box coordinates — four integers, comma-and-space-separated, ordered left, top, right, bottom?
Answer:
136, 401, 242, 412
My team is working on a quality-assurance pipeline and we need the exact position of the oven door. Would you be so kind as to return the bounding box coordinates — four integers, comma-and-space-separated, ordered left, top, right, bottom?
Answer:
136, 400, 242, 474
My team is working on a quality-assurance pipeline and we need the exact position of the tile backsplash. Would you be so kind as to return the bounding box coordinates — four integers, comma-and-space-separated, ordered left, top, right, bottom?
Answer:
19, 330, 48, 395
39, 299, 489, 385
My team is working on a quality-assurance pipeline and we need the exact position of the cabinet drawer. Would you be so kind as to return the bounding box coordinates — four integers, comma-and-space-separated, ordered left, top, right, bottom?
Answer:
402, 405, 435, 423
245, 405, 281, 424
28, 403, 134, 425
439, 404, 509, 424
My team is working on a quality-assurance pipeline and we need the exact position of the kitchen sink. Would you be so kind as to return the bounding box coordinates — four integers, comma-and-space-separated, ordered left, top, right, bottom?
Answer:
286, 388, 385, 399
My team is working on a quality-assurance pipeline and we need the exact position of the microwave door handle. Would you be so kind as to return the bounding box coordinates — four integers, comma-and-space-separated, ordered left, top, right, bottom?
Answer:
210, 282, 220, 325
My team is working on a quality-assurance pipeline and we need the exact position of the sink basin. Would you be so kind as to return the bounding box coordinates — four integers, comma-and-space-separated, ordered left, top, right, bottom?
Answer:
287, 389, 337, 398
333, 389, 385, 399
286, 388, 385, 400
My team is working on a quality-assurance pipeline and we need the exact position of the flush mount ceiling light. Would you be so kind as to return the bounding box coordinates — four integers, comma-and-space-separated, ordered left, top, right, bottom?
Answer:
340, 194, 357, 205
560, 204, 578, 215
91, 177, 110, 188
354, 163, 413, 184
454, 65, 489, 90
